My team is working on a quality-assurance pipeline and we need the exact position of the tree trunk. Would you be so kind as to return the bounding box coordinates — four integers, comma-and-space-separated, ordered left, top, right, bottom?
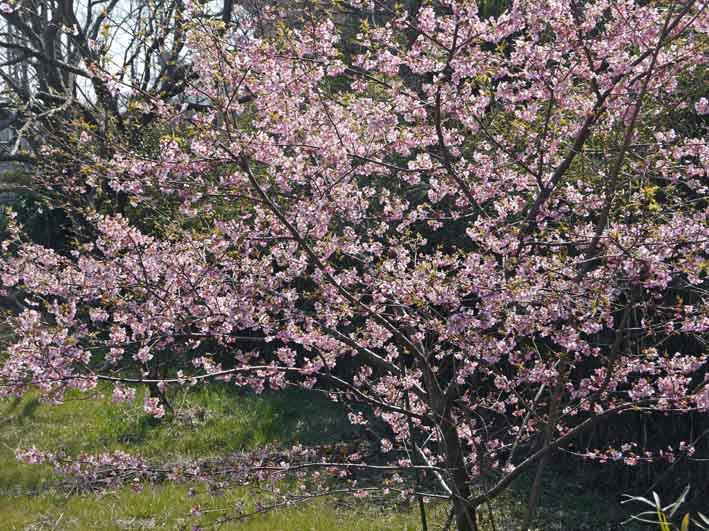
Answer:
452, 499, 477, 531
522, 448, 550, 530
441, 417, 478, 531
524, 365, 564, 530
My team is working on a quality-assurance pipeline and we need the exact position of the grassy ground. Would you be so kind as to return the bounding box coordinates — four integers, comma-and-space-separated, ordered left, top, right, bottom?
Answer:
0, 385, 444, 530
0, 384, 644, 530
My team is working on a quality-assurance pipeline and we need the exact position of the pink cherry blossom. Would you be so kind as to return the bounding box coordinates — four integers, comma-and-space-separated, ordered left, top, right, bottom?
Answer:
2, 2, 707, 529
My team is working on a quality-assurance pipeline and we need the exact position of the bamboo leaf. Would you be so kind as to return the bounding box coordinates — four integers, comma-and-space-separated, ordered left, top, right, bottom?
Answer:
656, 503, 671, 531
621, 493, 656, 508
667, 486, 691, 518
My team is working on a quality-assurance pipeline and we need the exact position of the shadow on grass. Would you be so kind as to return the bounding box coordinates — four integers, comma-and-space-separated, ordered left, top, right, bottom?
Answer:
20, 397, 41, 421
0, 384, 358, 500
491, 461, 648, 531
88, 384, 358, 458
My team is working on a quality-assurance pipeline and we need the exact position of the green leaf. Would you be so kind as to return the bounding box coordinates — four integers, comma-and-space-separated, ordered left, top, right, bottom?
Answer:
695, 512, 709, 530
653, 491, 663, 510
681, 513, 690, 531
667, 485, 690, 518
621, 493, 656, 508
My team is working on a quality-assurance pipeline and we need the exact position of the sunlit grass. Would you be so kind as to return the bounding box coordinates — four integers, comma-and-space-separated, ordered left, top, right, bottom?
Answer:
0, 385, 440, 530
0, 482, 449, 530
0, 384, 641, 530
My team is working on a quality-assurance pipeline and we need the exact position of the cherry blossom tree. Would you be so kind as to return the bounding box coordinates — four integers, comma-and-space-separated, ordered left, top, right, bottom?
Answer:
2, 0, 708, 529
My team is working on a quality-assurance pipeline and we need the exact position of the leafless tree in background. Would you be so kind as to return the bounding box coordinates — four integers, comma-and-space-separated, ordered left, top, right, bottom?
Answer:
0, 0, 199, 161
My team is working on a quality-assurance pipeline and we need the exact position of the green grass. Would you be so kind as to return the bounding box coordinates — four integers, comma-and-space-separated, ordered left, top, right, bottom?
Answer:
0, 482, 449, 530
0, 385, 444, 530
0, 384, 644, 530
91, 384, 358, 458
